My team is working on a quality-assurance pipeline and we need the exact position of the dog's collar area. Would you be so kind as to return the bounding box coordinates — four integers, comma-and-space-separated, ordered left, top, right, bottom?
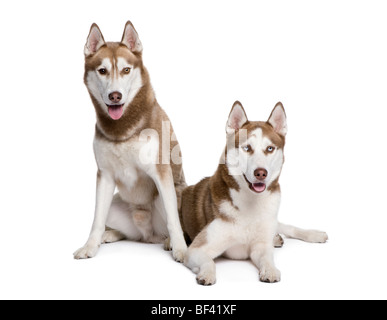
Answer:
95, 124, 133, 143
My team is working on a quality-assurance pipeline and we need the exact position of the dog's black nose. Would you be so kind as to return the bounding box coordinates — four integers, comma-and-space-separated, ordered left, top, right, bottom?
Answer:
108, 91, 122, 103
254, 168, 267, 181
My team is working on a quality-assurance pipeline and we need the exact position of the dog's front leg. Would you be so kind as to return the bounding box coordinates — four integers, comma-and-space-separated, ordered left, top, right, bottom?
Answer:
184, 221, 233, 286
250, 242, 281, 283
152, 167, 187, 262
74, 171, 116, 259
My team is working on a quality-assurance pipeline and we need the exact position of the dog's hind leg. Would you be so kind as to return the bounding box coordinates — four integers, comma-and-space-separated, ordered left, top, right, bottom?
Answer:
278, 223, 328, 243
101, 227, 126, 244
106, 195, 164, 244
164, 237, 172, 251
132, 208, 164, 244
105, 194, 143, 242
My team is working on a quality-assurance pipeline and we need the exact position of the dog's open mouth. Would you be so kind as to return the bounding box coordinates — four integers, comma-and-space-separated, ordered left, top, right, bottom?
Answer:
107, 104, 124, 120
243, 174, 266, 194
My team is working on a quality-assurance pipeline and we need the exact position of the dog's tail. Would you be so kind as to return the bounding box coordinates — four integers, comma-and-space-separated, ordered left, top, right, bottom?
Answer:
278, 222, 328, 243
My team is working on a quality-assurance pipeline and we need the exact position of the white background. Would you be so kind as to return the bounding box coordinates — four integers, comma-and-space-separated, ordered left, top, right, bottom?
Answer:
1, 0, 386, 300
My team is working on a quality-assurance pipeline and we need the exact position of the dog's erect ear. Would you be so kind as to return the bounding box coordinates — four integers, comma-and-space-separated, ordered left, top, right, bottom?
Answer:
121, 21, 143, 53
268, 102, 287, 136
226, 101, 248, 134
84, 23, 106, 56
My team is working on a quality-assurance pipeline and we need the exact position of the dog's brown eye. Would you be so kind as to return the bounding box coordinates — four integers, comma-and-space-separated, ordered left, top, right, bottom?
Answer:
267, 146, 275, 152
123, 67, 131, 74
98, 68, 107, 75
243, 145, 252, 152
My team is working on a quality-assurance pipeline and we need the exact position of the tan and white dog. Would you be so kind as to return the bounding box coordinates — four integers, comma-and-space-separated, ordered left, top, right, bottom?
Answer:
181, 101, 328, 285
73, 21, 187, 262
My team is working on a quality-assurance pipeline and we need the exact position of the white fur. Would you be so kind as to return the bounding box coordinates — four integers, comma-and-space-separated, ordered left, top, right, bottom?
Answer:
116, 57, 131, 71
85, 60, 142, 121
278, 223, 328, 243
228, 128, 284, 187
73, 172, 116, 259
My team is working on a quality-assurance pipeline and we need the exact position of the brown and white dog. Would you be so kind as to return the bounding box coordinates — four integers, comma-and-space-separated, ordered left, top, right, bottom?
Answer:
181, 101, 328, 285
73, 21, 187, 262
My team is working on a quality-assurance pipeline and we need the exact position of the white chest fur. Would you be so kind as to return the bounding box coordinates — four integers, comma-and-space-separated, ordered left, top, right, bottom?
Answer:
94, 136, 139, 174
232, 188, 279, 232
93, 136, 157, 205
216, 188, 281, 259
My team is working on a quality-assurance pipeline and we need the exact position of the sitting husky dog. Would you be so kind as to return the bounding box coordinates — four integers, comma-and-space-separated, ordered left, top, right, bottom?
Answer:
74, 21, 187, 262
180, 101, 328, 285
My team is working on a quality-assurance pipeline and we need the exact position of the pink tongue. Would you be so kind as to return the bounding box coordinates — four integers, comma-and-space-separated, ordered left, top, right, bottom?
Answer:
108, 105, 123, 120
253, 183, 266, 193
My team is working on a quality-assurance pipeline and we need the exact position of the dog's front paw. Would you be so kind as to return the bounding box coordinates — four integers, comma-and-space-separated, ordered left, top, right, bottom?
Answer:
73, 244, 99, 260
259, 267, 281, 283
196, 269, 216, 286
169, 237, 187, 262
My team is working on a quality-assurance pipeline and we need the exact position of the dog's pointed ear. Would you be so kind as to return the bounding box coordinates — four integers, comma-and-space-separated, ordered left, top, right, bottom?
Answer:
121, 21, 143, 53
226, 101, 248, 134
84, 23, 105, 56
268, 102, 287, 136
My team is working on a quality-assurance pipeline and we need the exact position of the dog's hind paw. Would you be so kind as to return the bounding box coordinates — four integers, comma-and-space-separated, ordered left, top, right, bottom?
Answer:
101, 230, 125, 244
307, 230, 328, 243
144, 234, 165, 244
163, 237, 172, 251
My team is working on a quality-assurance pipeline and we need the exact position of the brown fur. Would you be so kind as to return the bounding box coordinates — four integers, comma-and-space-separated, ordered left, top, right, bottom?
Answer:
267, 177, 281, 193
180, 116, 285, 245
239, 121, 285, 150
180, 163, 238, 244
189, 228, 208, 249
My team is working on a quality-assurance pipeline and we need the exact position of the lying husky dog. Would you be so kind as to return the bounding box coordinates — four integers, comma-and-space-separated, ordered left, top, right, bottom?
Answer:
181, 101, 328, 285
74, 21, 187, 262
